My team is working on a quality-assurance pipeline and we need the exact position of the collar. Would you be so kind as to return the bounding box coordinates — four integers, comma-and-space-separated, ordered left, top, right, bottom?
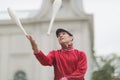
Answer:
61, 43, 74, 51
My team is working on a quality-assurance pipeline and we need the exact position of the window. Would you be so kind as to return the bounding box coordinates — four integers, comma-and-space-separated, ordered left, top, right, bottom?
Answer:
14, 70, 27, 80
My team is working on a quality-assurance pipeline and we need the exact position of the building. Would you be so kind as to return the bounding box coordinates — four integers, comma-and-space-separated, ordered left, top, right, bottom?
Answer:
0, 0, 94, 80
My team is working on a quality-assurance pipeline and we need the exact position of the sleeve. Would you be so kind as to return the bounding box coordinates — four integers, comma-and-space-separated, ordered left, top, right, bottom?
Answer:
34, 50, 55, 66
68, 51, 87, 80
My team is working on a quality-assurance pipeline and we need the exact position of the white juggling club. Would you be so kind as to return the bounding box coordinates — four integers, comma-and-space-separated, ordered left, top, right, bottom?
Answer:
47, 0, 62, 35
7, 7, 28, 35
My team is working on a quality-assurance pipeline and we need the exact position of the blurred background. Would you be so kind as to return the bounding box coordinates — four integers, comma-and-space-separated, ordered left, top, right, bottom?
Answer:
0, 0, 120, 80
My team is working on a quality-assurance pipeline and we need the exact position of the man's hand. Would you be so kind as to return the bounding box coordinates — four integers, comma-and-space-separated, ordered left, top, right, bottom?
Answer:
26, 35, 39, 54
60, 77, 68, 80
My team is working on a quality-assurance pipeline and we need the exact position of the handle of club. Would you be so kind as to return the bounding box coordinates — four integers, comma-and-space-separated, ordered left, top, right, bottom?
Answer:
47, 16, 55, 35
19, 23, 28, 35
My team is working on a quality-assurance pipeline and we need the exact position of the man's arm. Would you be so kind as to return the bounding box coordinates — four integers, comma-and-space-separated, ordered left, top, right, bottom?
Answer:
26, 35, 55, 66
67, 51, 87, 80
26, 35, 39, 54
34, 50, 55, 66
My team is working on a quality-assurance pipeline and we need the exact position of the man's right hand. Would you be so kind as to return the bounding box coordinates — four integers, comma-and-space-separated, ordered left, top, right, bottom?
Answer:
26, 35, 39, 54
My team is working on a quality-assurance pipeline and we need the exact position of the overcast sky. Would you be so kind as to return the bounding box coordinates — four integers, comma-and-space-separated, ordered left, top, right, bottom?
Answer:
84, 0, 120, 56
0, 0, 120, 56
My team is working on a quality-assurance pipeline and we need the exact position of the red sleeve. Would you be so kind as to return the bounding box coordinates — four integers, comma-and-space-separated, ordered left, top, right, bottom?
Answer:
34, 50, 55, 66
68, 51, 87, 80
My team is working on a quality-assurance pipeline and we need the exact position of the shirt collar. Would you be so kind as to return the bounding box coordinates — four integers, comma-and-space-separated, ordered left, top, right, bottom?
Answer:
61, 43, 74, 51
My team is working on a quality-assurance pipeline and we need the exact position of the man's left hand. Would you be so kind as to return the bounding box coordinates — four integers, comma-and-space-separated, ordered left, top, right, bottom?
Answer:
60, 77, 68, 80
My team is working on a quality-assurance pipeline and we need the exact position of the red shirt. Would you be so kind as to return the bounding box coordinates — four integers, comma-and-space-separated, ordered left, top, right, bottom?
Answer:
34, 44, 87, 80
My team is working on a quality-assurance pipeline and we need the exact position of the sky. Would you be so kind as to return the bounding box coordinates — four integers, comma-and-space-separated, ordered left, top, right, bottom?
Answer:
0, 0, 120, 56
83, 0, 120, 56
0, 0, 42, 11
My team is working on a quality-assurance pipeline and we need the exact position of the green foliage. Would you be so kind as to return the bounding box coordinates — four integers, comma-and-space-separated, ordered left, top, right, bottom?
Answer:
92, 63, 114, 80
92, 53, 120, 80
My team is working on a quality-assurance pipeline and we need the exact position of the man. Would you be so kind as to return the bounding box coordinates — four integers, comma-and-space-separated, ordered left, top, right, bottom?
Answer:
26, 28, 87, 80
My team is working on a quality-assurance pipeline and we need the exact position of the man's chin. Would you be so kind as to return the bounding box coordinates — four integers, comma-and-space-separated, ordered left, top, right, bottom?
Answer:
59, 42, 65, 45
60, 40, 66, 43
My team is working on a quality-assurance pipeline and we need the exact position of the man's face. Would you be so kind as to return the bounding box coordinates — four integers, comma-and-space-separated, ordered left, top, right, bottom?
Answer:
57, 32, 73, 44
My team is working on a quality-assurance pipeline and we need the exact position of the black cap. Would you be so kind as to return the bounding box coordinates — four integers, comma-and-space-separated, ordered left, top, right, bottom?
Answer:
56, 28, 73, 37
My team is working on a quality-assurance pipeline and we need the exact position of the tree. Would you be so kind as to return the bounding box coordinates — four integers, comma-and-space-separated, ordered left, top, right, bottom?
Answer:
92, 53, 120, 80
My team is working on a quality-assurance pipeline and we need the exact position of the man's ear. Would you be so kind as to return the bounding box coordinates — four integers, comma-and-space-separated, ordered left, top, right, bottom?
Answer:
70, 36, 73, 41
